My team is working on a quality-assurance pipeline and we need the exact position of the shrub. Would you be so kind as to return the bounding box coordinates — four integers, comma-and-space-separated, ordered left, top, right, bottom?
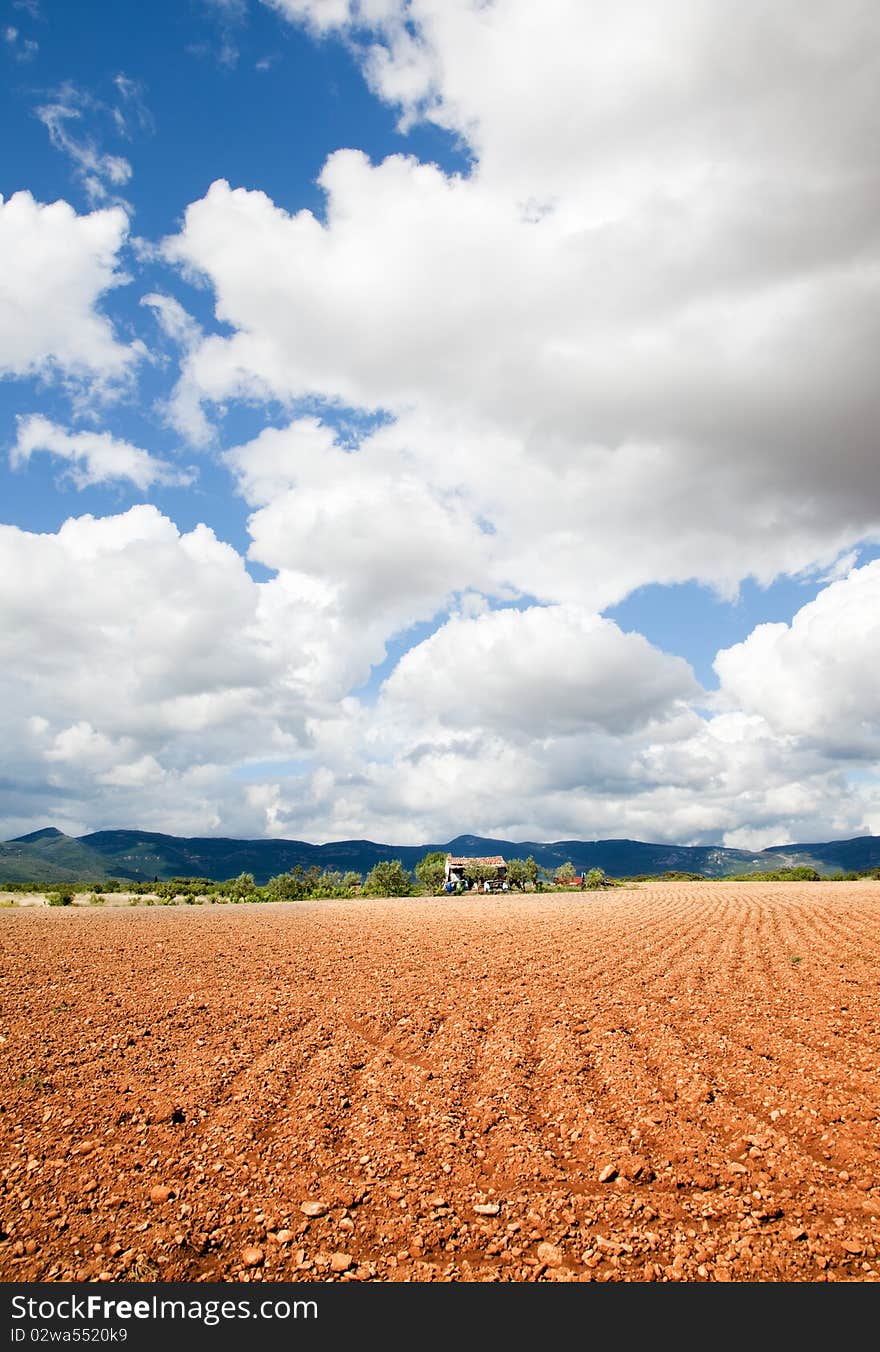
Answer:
415, 851, 447, 894
506, 857, 539, 890
363, 859, 414, 897
224, 873, 256, 901
47, 888, 74, 906
724, 866, 821, 882
264, 866, 314, 901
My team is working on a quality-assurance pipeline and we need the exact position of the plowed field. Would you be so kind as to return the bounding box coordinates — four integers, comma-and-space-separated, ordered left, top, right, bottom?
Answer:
2, 883, 879, 1282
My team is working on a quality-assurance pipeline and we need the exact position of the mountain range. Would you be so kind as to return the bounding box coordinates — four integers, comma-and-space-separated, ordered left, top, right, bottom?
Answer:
1, 826, 879, 885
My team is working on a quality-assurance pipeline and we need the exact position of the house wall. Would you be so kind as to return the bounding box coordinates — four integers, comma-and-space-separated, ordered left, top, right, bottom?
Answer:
444, 858, 508, 885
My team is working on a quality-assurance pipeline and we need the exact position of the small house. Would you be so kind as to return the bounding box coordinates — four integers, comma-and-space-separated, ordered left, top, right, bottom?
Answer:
445, 854, 507, 888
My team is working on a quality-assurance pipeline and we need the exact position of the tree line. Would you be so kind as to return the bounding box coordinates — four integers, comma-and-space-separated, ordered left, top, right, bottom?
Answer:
6, 853, 618, 904
6, 860, 879, 905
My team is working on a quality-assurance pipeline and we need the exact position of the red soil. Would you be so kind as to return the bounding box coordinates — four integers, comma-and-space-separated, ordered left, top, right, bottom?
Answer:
1, 883, 879, 1282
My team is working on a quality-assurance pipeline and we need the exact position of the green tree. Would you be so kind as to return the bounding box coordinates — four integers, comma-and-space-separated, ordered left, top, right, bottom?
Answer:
555, 861, 576, 886
584, 868, 607, 890
226, 872, 256, 900
363, 859, 413, 897
464, 860, 490, 887
265, 865, 312, 900
506, 858, 528, 890
415, 851, 447, 894
318, 870, 344, 893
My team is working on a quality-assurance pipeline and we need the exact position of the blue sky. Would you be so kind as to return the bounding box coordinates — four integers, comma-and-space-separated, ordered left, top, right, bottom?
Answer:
2, 1, 880, 847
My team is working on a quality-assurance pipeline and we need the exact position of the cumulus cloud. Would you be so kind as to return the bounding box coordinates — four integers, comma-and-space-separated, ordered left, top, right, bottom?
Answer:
232, 417, 494, 641
6, 3, 880, 847
2, 506, 879, 846
228, 697, 878, 849
0, 191, 139, 388
11, 415, 193, 490
262, 1, 364, 33
0, 504, 437, 838
0, 509, 266, 725
164, 0, 880, 609
269, 2, 880, 215
223, 415, 336, 505
0, 507, 322, 835
380, 605, 699, 738
715, 560, 880, 758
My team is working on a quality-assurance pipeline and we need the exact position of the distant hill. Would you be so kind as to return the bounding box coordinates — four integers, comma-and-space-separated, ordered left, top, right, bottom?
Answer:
0, 829, 120, 884
763, 835, 880, 873
1, 826, 878, 886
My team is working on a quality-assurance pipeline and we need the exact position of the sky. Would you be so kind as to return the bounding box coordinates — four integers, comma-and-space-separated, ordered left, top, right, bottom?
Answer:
2, 0, 880, 849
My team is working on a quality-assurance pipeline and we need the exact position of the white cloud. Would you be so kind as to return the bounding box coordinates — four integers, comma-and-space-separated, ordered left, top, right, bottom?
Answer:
141, 293, 212, 443
232, 698, 877, 850
0, 507, 322, 836
141, 292, 202, 353
380, 604, 698, 737
165, 0, 880, 607
0, 191, 138, 388
111, 74, 154, 136
3, 22, 37, 60
228, 416, 494, 655
2, 506, 880, 847
223, 415, 336, 506
274, 3, 880, 216
0, 505, 424, 838
6, 3, 880, 848
0, 508, 268, 742
36, 86, 133, 206
715, 560, 880, 757
11, 415, 193, 490
196, 0, 248, 69
263, 1, 366, 33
